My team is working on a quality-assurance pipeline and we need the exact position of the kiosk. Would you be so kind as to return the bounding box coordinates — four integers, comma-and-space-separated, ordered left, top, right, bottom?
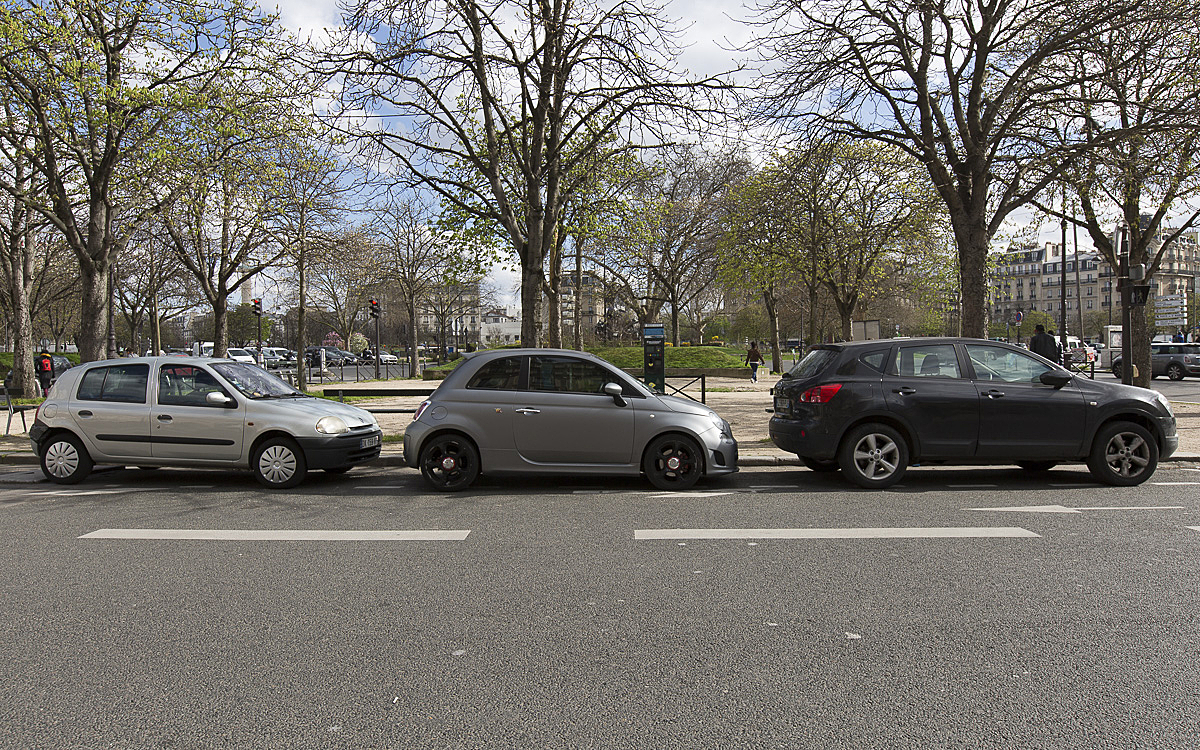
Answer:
642, 323, 665, 393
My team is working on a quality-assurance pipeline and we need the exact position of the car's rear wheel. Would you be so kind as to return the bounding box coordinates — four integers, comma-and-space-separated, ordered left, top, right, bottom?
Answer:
800, 456, 840, 473
838, 423, 908, 489
643, 434, 703, 490
419, 434, 480, 491
1112, 363, 1122, 379
1087, 421, 1158, 486
1168, 363, 1185, 381
1016, 461, 1057, 472
40, 433, 92, 485
253, 436, 307, 489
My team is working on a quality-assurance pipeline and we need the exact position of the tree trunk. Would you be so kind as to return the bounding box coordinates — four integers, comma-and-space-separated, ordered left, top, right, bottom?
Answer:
764, 288, 782, 374
546, 270, 562, 348
77, 262, 108, 362
573, 236, 583, 351
670, 298, 681, 347
1132, 303, 1151, 388
407, 300, 420, 379
296, 244, 308, 392
520, 260, 543, 347
213, 296, 228, 358
7, 217, 35, 395
954, 217, 989, 339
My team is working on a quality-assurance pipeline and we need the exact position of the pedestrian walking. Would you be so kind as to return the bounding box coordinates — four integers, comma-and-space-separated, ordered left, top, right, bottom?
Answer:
745, 341, 765, 383
1029, 324, 1060, 364
34, 349, 53, 396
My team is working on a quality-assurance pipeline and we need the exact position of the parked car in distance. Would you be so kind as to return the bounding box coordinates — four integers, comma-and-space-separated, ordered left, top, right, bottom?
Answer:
29, 357, 382, 488
374, 351, 399, 364
769, 338, 1176, 489
225, 347, 257, 364
1111, 342, 1200, 381
404, 348, 738, 491
4, 354, 73, 391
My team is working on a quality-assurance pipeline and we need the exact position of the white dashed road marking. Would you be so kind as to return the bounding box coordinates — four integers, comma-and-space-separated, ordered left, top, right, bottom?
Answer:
634, 527, 1040, 540
79, 529, 471, 541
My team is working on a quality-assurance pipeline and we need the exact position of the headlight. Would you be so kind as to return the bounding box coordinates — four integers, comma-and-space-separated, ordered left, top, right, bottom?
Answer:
707, 411, 731, 436
315, 416, 349, 434
1155, 392, 1175, 417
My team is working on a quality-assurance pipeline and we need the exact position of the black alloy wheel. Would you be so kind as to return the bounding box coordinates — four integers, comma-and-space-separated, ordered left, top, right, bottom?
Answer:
419, 434, 480, 491
1112, 363, 1123, 379
1016, 461, 1057, 472
838, 423, 909, 489
643, 435, 703, 491
1168, 363, 1185, 381
1087, 421, 1159, 486
800, 456, 840, 473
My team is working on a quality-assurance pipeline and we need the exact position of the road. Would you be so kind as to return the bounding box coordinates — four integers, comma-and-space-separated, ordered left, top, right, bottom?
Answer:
3, 464, 1200, 748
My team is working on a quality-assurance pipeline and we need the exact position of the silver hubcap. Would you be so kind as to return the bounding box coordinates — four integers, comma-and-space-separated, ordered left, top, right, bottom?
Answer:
852, 433, 899, 480
45, 441, 79, 478
1105, 432, 1150, 478
258, 444, 297, 484
441, 456, 457, 471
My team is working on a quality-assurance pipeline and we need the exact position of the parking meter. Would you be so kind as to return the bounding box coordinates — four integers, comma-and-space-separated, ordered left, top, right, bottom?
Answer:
642, 323, 665, 393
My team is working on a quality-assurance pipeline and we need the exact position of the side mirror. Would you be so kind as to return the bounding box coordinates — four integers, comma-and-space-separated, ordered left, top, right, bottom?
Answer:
206, 391, 235, 407
781, 371, 792, 379
603, 382, 627, 406
1039, 371, 1072, 389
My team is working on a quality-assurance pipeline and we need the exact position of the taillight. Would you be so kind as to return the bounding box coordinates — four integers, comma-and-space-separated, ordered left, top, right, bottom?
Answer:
798, 384, 842, 403
413, 400, 430, 421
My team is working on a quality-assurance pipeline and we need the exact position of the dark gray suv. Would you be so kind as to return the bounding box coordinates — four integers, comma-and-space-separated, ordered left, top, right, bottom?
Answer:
1111, 343, 1200, 380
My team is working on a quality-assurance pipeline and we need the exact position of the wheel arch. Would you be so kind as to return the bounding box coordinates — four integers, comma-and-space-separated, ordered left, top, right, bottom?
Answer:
248, 429, 300, 465
639, 429, 707, 475
1090, 412, 1165, 454
415, 428, 484, 473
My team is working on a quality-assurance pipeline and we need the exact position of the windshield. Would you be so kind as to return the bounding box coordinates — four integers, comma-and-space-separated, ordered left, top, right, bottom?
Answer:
788, 348, 839, 379
211, 362, 302, 399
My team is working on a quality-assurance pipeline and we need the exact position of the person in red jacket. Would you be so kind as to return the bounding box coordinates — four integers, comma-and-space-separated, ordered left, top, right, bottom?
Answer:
34, 349, 53, 396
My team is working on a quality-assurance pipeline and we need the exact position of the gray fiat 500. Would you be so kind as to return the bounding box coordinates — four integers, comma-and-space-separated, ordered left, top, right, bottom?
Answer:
404, 348, 738, 491
29, 357, 382, 488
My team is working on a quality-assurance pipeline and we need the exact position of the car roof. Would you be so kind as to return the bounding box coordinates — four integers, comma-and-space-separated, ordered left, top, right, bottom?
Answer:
76, 356, 241, 367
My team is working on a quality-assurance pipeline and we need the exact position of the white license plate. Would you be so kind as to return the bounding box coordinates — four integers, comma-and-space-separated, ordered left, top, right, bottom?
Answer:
774, 397, 789, 411
360, 435, 381, 448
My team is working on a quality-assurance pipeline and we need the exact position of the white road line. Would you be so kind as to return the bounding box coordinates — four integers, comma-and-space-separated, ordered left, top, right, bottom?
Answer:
28, 488, 156, 497
634, 527, 1040, 540
1152, 482, 1200, 486
79, 529, 471, 541
1074, 506, 1185, 511
650, 491, 737, 499
969, 504, 1184, 513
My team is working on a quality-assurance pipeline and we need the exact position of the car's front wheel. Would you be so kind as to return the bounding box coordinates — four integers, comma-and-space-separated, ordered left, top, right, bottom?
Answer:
1168, 363, 1185, 381
643, 434, 703, 490
800, 456, 840, 473
1087, 421, 1159, 486
40, 433, 93, 485
419, 434, 480, 491
838, 423, 909, 489
252, 436, 308, 489
1112, 363, 1123, 379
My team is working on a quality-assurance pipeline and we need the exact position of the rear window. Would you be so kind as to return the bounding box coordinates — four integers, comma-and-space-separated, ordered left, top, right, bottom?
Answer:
787, 348, 838, 379
467, 357, 522, 390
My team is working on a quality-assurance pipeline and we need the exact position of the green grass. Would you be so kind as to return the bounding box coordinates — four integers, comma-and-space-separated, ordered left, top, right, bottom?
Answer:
584, 345, 746, 369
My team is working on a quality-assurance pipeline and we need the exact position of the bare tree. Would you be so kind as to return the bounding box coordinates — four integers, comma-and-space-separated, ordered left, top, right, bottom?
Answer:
747, 0, 1183, 338
309, 230, 386, 350
332, 0, 730, 346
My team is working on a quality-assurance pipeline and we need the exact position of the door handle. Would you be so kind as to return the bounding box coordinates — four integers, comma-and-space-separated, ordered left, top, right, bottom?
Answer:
892, 387, 917, 395
156, 414, 173, 422
984, 389, 1005, 399
514, 408, 541, 415
77, 410, 93, 418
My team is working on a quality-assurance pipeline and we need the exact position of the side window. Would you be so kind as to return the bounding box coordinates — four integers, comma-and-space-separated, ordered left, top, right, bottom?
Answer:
77, 364, 149, 403
965, 344, 1052, 384
859, 349, 889, 374
466, 357, 522, 390
894, 345, 960, 378
529, 356, 614, 394
158, 365, 227, 407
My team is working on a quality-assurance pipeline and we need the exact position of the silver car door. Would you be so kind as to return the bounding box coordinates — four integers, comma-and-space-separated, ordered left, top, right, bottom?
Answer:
152, 364, 244, 461
70, 363, 152, 460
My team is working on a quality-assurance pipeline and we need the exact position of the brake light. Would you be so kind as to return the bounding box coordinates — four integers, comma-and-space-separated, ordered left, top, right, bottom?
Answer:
413, 400, 430, 421
798, 384, 842, 403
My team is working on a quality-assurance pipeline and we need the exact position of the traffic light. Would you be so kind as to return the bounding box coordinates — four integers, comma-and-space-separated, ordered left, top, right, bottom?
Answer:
251, 298, 262, 317
369, 298, 380, 319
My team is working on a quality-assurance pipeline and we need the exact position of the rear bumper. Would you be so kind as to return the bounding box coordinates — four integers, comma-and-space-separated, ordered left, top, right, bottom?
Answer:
769, 416, 839, 461
296, 429, 382, 469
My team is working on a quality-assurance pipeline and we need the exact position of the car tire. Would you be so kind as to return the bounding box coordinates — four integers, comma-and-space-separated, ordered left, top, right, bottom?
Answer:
1087, 421, 1159, 486
252, 436, 308, 489
1112, 363, 1122, 379
838, 423, 908, 489
419, 434, 480, 491
40, 433, 93, 485
643, 434, 703, 491
800, 456, 840, 473
1168, 363, 1185, 381
1016, 461, 1057, 472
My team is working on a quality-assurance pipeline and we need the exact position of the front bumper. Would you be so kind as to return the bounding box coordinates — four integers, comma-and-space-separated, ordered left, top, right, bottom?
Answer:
1159, 415, 1179, 459
706, 433, 739, 475
295, 428, 383, 470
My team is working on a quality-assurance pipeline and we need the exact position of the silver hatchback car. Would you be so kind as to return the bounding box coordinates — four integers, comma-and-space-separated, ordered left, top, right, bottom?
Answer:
403, 348, 739, 491
29, 357, 382, 488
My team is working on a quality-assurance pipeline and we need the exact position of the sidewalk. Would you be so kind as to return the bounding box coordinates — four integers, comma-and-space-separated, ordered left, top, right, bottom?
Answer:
3, 373, 1198, 467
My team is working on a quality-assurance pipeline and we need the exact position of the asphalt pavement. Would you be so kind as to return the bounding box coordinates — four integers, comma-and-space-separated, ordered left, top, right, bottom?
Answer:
3, 464, 1200, 748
